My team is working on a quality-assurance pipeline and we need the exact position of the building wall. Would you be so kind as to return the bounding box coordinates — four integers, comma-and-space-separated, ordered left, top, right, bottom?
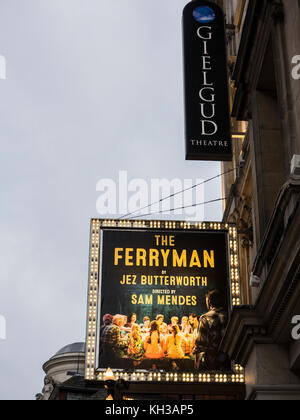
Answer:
283, 0, 300, 156
220, 0, 300, 400
37, 350, 85, 400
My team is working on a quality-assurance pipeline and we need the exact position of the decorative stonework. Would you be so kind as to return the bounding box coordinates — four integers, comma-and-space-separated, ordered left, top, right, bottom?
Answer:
36, 375, 55, 401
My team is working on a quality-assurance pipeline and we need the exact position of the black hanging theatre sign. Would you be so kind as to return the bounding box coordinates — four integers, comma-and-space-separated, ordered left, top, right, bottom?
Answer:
183, 0, 232, 161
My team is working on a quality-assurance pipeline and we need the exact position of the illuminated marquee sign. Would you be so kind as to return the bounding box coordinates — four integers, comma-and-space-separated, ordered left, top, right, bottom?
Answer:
85, 219, 244, 384
183, 1, 232, 161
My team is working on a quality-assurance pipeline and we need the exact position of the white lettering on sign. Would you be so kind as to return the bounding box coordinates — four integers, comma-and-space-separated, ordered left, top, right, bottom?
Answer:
199, 87, 215, 102
197, 26, 216, 136
197, 26, 212, 40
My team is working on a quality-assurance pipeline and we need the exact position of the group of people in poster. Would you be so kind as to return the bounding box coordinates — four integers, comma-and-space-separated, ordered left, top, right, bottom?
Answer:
100, 290, 229, 371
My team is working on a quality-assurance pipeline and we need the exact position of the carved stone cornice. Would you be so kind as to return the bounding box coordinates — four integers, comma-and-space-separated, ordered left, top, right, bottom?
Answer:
220, 306, 271, 367
252, 177, 300, 277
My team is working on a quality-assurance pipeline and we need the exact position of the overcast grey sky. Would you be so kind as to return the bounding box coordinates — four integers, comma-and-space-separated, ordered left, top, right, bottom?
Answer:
0, 0, 223, 400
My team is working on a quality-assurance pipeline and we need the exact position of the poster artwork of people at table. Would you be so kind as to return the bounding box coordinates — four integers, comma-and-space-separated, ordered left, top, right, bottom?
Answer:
98, 228, 231, 372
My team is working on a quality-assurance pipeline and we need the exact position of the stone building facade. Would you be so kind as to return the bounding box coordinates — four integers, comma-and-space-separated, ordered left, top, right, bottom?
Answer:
36, 343, 85, 400
38, 0, 300, 401
220, 0, 300, 400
